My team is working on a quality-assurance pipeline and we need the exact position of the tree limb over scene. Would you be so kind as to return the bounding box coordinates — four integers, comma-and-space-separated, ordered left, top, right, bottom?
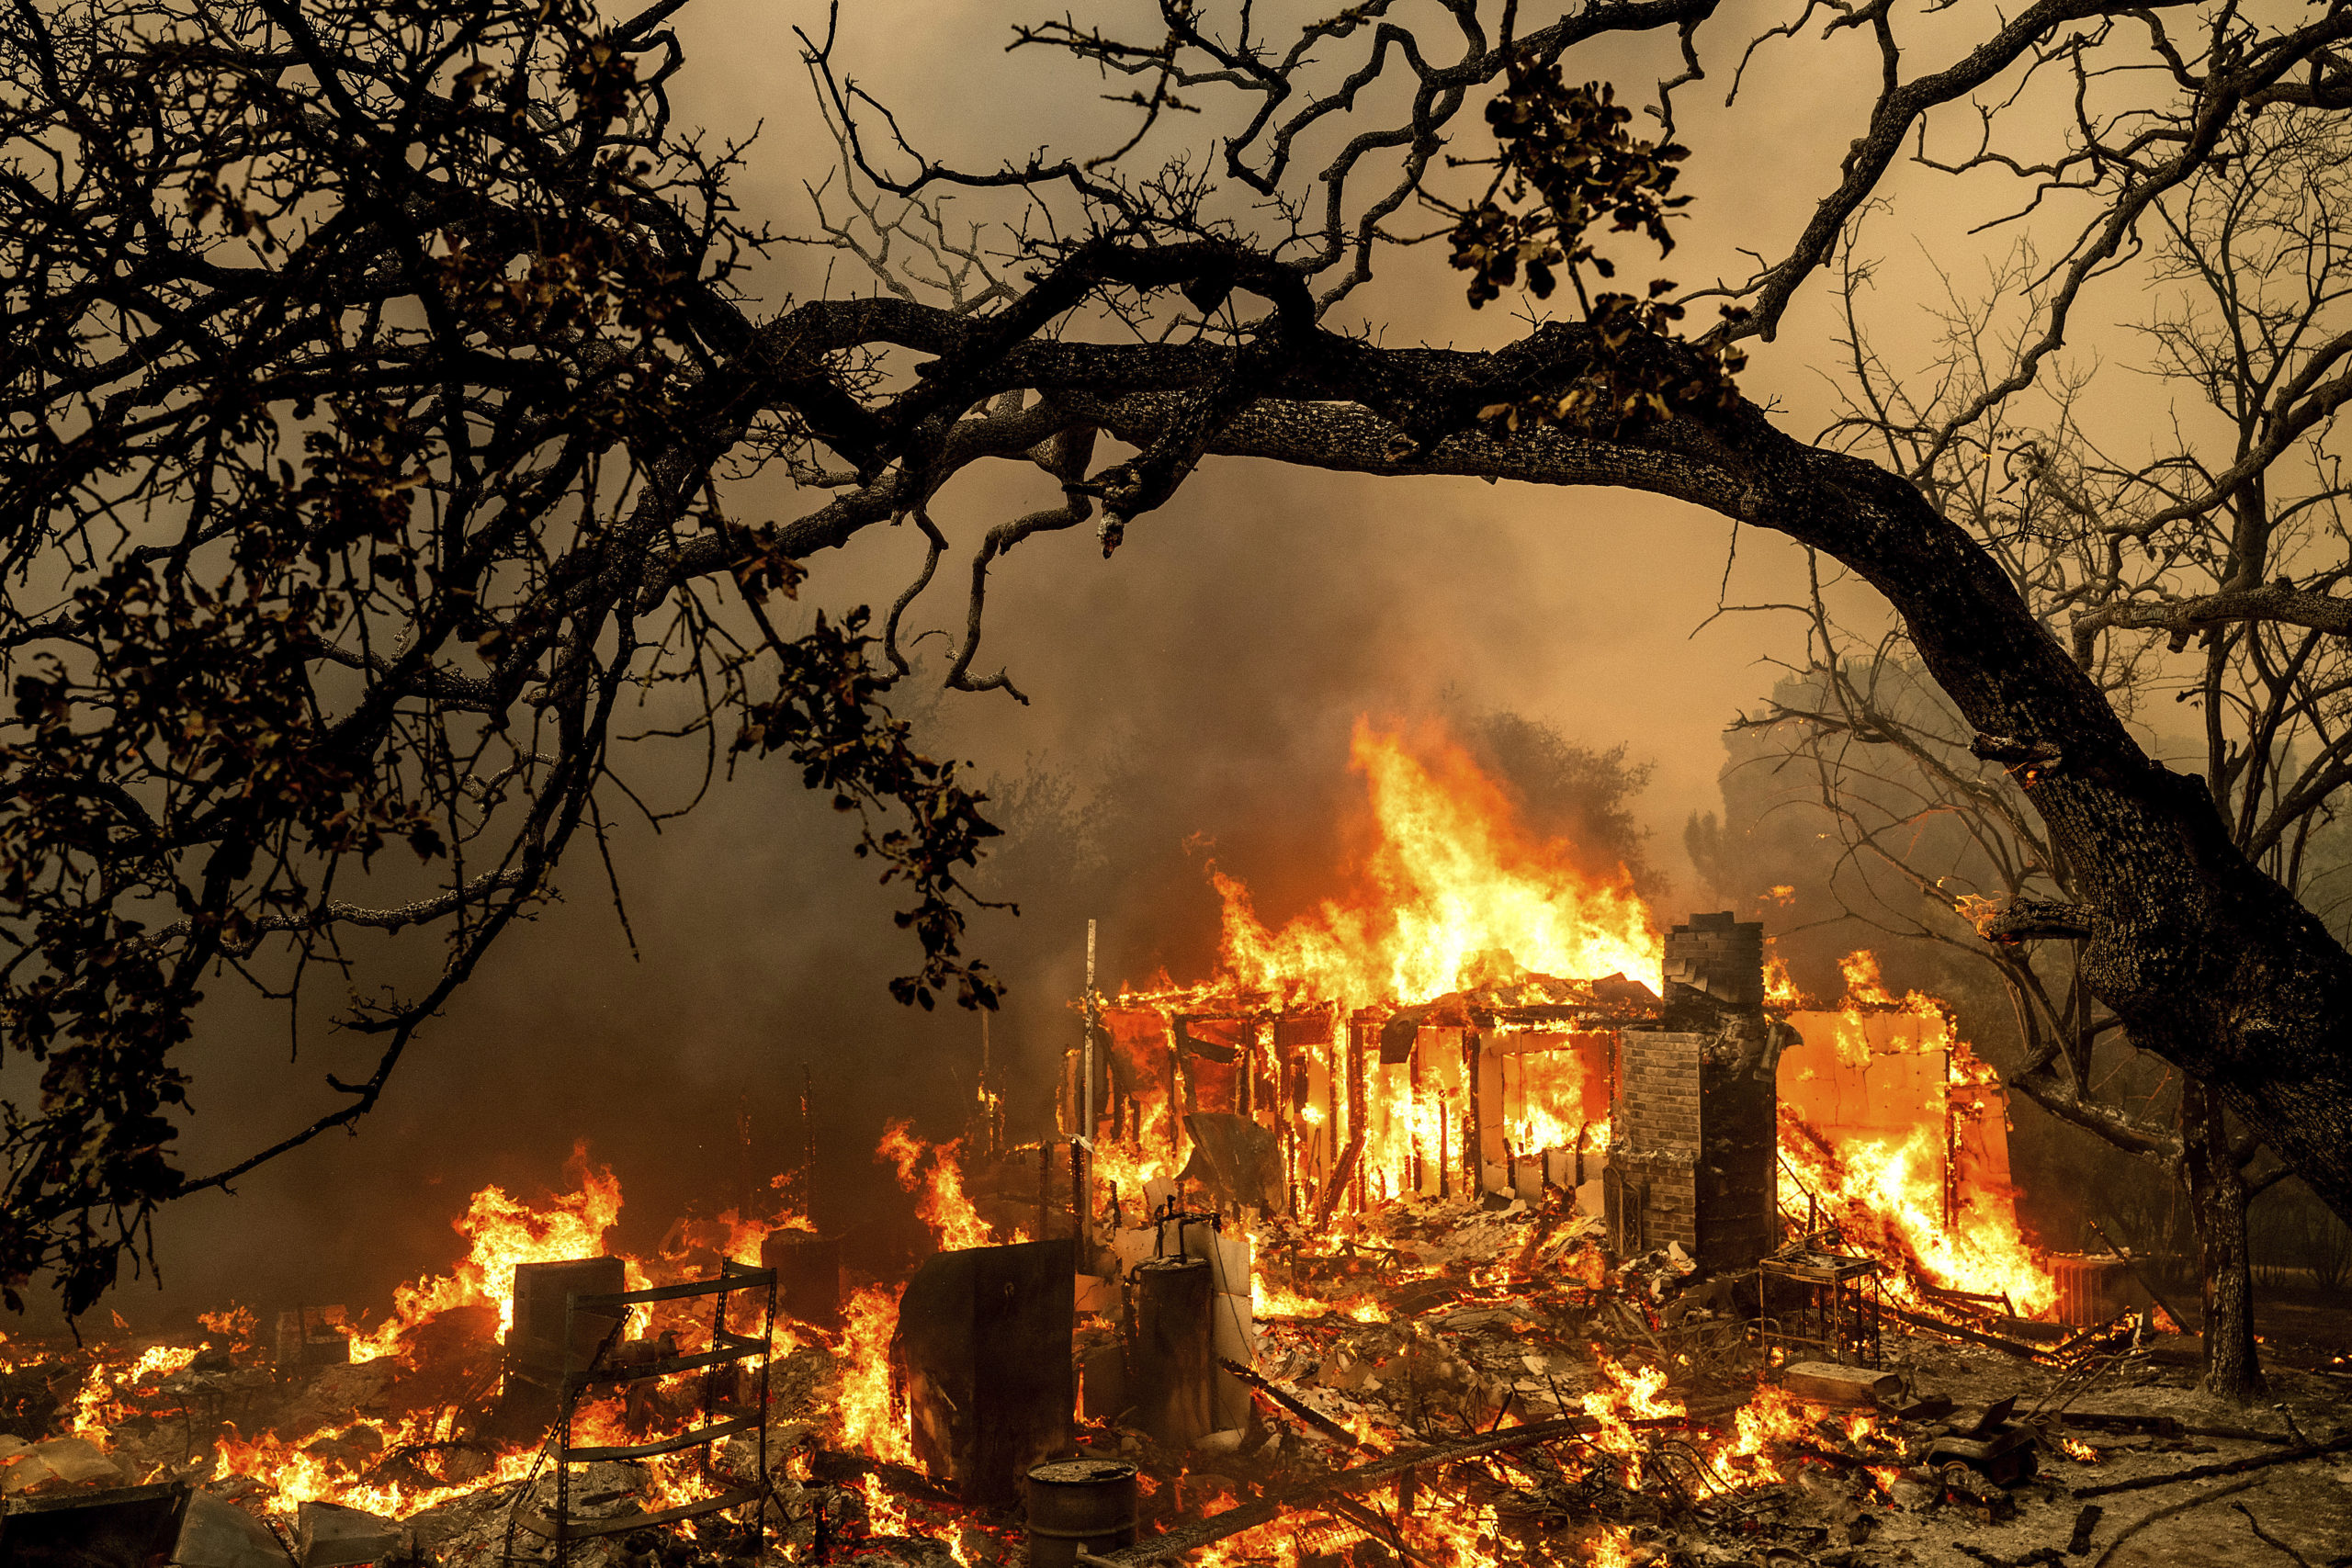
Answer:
5, 0, 2352, 1319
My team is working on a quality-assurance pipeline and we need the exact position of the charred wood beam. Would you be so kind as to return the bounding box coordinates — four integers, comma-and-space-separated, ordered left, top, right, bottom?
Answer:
1312, 1134, 1366, 1231
1885, 1307, 2046, 1361
808, 1448, 963, 1508
1217, 1357, 1359, 1450
2054, 1413, 2301, 1447
2069, 1432, 2352, 1499
1080, 1415, 1600, 1566
1320, 1495, 1440, 1568
2067, 1505, 2104, 1555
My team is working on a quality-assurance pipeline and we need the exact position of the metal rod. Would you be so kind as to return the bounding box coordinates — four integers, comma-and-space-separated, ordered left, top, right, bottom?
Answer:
800, 1066, 816, 1218
1082, 919, 1097, 1259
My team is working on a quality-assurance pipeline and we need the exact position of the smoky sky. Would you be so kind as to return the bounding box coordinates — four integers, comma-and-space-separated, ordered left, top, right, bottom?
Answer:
73, 2, 2186, 1332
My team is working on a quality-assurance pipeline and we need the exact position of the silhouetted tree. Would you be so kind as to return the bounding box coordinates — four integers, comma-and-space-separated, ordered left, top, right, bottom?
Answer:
8, 0, 2352, 1316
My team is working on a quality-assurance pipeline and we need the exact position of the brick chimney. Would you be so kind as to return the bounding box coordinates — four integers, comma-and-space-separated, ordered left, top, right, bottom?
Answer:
1606, 914, 1778, 1272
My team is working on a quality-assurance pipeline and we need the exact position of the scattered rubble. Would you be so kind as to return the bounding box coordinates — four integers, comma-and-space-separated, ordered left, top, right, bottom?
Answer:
0, 1174, 2346, 1568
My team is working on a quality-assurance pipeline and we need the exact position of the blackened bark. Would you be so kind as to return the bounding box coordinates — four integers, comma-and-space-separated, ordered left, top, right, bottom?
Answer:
2179, 1081, 2265, 1403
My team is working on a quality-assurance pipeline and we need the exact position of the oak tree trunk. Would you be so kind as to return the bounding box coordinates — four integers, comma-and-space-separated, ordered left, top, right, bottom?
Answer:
2178, 1081, 2265, 1404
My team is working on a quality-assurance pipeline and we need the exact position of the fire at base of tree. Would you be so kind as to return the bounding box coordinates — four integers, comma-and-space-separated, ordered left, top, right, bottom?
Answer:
0, 726, 2344, 1568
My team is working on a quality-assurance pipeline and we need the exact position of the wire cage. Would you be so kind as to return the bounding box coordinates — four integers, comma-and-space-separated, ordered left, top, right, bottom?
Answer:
1755, 1242, 1882, 1367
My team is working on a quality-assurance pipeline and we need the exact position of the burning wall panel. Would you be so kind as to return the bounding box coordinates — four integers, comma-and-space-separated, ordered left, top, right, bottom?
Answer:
1486, 1030, 1612, 1204
1780, 1014, 1946, 1137
1951, 1078, 2016, 1218
1408, 1027, 1463, 1197
1098, 1009, 1178, 1154
1091, 998, 1634, 1216
1776, 1008, 2051, 1314
1777, 1012, 2019, 1238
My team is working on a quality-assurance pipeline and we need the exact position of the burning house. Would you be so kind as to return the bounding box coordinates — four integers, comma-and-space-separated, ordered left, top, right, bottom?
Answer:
1060, 725, 2051, 1327
0, 720, 2335, 1568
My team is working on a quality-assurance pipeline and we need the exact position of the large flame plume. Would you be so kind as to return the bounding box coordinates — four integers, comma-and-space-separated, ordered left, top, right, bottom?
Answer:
1213, 719, 1663, 1008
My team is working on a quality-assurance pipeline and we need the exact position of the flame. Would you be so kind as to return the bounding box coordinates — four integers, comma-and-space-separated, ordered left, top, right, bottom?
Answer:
835, 1283, 914, 1467
1107, 722, 1656, 1223
1774, 955, 2056, 1316
1779, 1109, 2053, 1314
346, 1143, 625, 1362
878, 1121, 1026, 1251
1090, 719, 2060, 1325
1212, 720, 1662, 1010
198, 1305, 257, 1348
1721, 1380, 1815, 1485
180, 1146, 827, 1522
1251, 1275, 1385, 1322
27, 716, 2099, 1556
2059, 1435, 2100, 1462
67, 1344, 199, 1438
1591, 1526, 1640, 1568
1577, 1349, 1683, 1487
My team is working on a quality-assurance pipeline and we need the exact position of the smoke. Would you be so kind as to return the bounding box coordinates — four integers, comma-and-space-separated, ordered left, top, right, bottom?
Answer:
97, 437, 1798, 1336
88, 6, 1861, 1332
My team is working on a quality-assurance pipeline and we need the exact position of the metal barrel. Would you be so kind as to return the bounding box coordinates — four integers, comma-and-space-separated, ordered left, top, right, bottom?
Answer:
1025, 1459, 1138, 1568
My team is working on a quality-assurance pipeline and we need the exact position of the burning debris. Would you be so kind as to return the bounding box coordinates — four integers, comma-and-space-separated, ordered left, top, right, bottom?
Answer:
3, 724, 2346, 1568
4, 1089, 2346, 1568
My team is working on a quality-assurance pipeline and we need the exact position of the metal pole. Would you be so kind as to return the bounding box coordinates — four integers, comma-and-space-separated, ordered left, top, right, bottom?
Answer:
800, 1066, 816, 1218
1081, 919, 1097, 1260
